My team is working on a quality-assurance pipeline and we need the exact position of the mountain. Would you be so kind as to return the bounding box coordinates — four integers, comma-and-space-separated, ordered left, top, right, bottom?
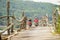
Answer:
0, 0, 58, 25
10, 1, 57, 18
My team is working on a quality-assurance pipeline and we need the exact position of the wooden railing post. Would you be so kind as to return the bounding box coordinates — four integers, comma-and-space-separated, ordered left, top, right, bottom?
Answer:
11, 25, 14, 33
52, 9, 57, 32
20, 23, 22, 31
7, 0, 10, 35
23, 16, 27, 30
11, 18, 14, 33
11, 12, 15, 33
0, 33, 2, 40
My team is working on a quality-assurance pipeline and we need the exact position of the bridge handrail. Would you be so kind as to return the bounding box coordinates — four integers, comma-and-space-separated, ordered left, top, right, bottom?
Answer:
0, 16, 26, 40
0, 15, 25, 23
0, 23, 14, 40
0, 23, 13, 34
0, 16, 14, 18
11, 16, 25, 22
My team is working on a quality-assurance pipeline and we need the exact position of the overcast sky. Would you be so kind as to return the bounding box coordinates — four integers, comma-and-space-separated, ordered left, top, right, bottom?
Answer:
23, 0, 60, 5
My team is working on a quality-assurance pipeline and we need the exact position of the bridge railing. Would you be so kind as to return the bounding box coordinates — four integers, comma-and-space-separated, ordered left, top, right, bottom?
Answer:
0, 16, 26, 40
0, 23, 14, 40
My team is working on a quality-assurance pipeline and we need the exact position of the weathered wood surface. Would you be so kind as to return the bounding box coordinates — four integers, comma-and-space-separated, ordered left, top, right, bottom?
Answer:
0, 23, 14, 40
8, 26, 60, 40
0, 15, 27, 40
1, 23, 13, 34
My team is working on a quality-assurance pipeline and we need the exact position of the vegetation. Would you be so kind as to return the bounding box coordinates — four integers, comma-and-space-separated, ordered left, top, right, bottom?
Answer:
0, 27, 6, 30
0, 0, 58, 18
56, 7, 60, 34
0, 0, 59, 25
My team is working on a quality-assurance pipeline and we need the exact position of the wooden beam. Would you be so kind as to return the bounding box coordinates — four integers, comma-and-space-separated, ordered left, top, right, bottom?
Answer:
0, 16, 13, 18
1, 23, 13, 34
0, 23, 13, 40
0, 33, 2, 40
7, 0, 10, 35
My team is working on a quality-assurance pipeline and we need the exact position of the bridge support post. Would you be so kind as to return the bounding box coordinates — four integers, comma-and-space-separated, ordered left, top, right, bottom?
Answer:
7, 0, 10, 35
11, 25, 14, 33
19, 11, 27, 30
52, 9, 57, 32
11, 18, 14, 33
24, 16, 27, 30
0, 33, 2, 40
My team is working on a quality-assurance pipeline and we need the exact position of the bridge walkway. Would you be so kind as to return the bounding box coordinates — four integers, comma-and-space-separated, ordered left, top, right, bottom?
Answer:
8, 26, 60, 40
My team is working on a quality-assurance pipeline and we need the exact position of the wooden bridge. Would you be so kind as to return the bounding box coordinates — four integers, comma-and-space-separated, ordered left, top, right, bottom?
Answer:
0, 15, 60, 40
0, 0, 60, 40
0, 1, 27, 39
0, 14, 28, 40
0, 22, 60, 40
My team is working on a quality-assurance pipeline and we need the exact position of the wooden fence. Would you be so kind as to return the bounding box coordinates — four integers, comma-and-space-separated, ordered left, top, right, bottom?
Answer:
0, 16, 27, 40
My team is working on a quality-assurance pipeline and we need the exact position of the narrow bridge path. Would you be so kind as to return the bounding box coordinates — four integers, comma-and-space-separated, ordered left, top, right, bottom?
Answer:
9, 26, 60, 40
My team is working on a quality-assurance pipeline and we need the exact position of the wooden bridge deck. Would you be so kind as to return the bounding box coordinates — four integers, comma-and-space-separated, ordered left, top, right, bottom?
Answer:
8, 26, 60, 40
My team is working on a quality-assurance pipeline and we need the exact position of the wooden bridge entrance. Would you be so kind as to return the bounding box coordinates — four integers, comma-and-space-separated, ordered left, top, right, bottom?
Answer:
0, 0, 60, 40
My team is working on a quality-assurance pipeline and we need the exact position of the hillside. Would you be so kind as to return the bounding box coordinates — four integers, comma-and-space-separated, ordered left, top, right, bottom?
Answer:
0, 0, 58, 25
